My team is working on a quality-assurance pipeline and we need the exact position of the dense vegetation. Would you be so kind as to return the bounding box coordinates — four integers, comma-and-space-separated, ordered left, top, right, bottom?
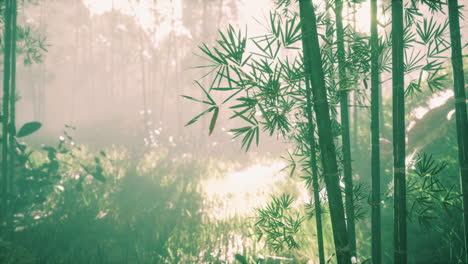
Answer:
1, 0, 467, 263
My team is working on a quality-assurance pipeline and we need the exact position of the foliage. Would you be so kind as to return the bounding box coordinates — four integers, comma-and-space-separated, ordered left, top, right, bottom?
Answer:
3, 134, 306, 263
0, 1, 48, 66
0, 0, 466, 263
255, 194, 304, 253
6, 125, 107, 228
184, 0, 468, 262
407, 153, 460, 229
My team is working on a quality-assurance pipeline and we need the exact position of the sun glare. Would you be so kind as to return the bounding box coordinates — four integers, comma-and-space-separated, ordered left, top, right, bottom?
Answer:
202, 161, 304, 220
83, 0, 276, 44
83, 0, 188, 43
345, 2, 390, 33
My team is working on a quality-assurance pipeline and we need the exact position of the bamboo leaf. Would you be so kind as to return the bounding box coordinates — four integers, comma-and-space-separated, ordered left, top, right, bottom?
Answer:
209, 107, 219, 136
185, 107, 216, 127
194, 81, 216, 105
181, 95, 214, 105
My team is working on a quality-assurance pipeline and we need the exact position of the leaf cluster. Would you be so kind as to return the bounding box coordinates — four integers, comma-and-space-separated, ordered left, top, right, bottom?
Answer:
254, 194, 305, 253
407, 153, 460, 229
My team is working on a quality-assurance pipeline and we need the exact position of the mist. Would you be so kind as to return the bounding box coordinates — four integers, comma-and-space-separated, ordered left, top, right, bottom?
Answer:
1, 0, 468, 263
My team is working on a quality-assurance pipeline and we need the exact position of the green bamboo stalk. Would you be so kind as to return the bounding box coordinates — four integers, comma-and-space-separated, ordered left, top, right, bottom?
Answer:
7, 0, 17, 239
370, 0, 382, 262
447, 0, 468, 262
351, 2, 358, 155
392, 0, 406, 263
335, 0, 356, 256
303, 78, 326, 264
299, 1, 351, 263
1, 0, 13, 232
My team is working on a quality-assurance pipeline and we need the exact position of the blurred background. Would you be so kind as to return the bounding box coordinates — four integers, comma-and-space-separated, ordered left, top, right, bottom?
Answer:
17, 0, 285, 156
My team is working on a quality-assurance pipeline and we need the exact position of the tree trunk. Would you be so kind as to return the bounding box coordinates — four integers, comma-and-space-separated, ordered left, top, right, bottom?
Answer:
392, 0, 406, 263
139, 29, 149, 135
335, 0, 356, 256
110, 0, 115, 98
447, 0, 468, 262
1, 0, 17, 239
304, 78, 326, 264
299, 1, 351, 263
352, 0, 358, 154
38, 0, 46, 121
7, 0, 17, 239
71, 0, 78, 124
1, 0, 13, 230
370, 0, 382, 262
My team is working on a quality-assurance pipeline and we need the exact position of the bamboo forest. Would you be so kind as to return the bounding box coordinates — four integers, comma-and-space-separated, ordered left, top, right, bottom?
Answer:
1, 0, 468, 263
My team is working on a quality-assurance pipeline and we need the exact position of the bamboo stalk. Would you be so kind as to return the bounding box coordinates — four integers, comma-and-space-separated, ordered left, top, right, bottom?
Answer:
1, 0, 13, 234
392, 0, 406, 263
447, 0, 468, 262
370, 0, 382, 262
298, 0, 351, 263
335, 0, 356, 255
303, 78, 326, 264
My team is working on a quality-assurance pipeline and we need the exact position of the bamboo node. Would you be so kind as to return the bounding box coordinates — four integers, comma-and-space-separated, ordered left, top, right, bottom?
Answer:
394, 167, 405, 173
336, 244, 351, 253
323, 172, 339, 177
454, 97, 467, 104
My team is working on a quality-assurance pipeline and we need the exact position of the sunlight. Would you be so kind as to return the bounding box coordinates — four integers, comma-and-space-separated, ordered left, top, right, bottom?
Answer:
345, 1, 390, 33
83, 0, 137, 16
447, 109, 456, 120
428, 90, 454, 108
411, 90, 454, 119
83, 0, 271, 45
202, 160, 301, 220
83, 0, 189, 43
238, 0, 272, 35
348, 2, 371, 32
204, 162, 284, 197
83, 0, 155, 30
6, 0, 467, 261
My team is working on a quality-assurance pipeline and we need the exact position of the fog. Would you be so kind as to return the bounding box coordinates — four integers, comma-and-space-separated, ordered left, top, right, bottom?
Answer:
16, 0, 285, 157
2, 0, 468, 263
14, 0, 467, 156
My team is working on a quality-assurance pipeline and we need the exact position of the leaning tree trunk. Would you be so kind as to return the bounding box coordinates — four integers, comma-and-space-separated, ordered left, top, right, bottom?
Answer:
299, 1, 351, 263
335, 0, 356, 256
370, 0, 382, 262
447, 0, 468, 262
392, 0, 406, 263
